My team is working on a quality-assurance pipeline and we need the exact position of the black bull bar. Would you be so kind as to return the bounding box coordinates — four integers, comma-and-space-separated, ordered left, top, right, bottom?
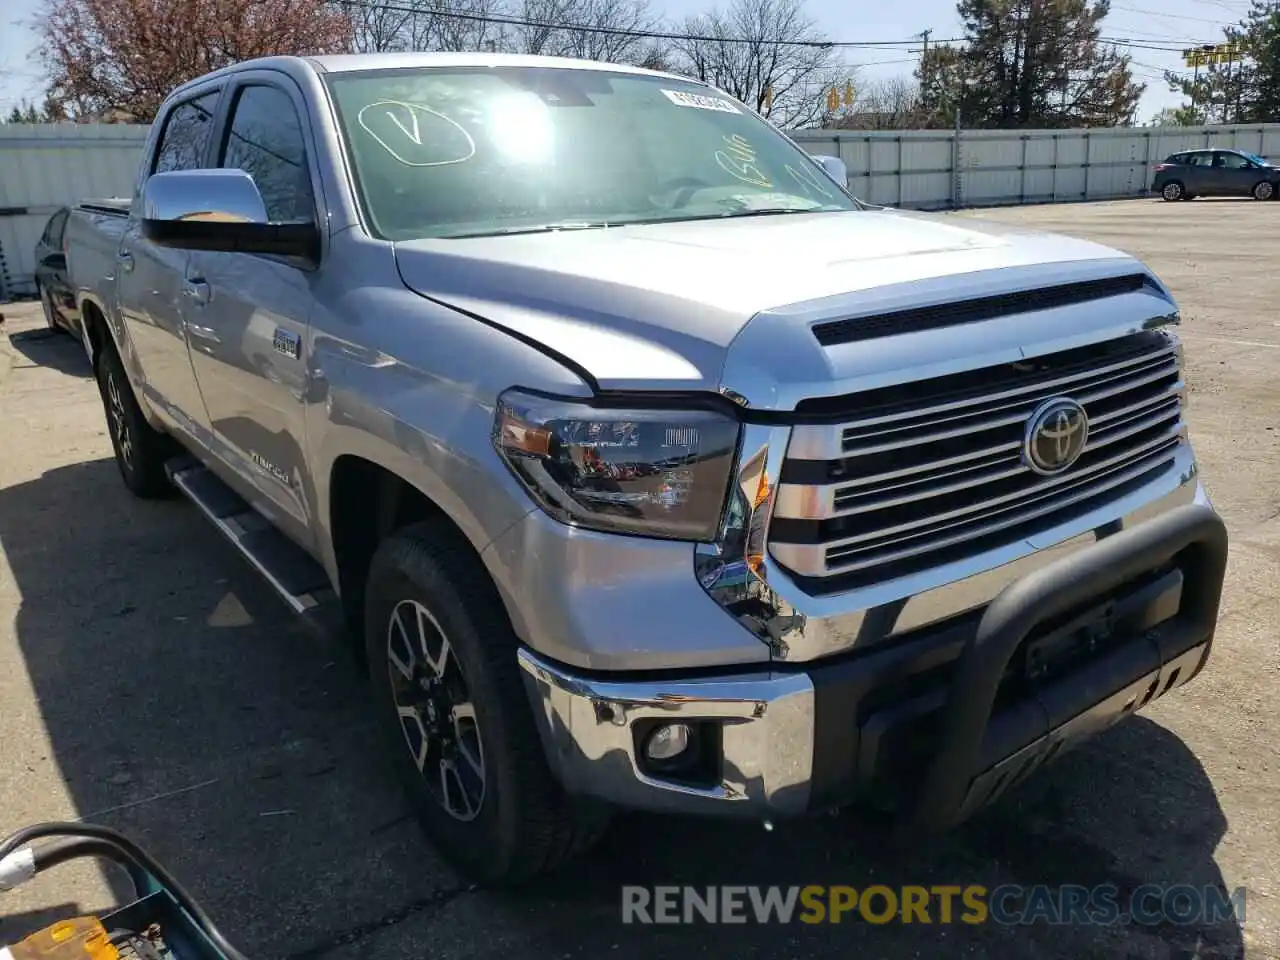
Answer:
907, 502, 1229, 833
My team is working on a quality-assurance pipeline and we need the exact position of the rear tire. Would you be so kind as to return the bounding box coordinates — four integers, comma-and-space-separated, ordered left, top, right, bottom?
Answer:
95, 341, 173, 499
1161, 181, 1185, 201
364, 519, 610, 885
1252, 180, 1275, 201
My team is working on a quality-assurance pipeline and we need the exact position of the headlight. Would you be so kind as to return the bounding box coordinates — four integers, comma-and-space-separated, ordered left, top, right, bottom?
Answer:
493, 389, 741, 540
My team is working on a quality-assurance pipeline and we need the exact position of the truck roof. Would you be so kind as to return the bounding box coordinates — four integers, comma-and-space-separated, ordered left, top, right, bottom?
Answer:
165, 51, 697, 104
306, 51, 687, 82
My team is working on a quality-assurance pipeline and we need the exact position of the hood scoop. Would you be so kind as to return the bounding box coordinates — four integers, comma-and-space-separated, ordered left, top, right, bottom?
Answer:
812, 273, 1152, 347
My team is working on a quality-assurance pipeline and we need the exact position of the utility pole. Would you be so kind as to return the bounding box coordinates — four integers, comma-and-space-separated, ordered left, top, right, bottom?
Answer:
1232, 44, 1242, 123
918, 29, 932, 95
918, 29, 933, 113
1192, 58, 1201, 122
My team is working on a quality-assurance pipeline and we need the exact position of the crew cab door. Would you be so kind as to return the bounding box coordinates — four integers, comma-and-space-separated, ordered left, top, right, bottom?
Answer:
183, 76, 319, 548
117, 88, 222, 438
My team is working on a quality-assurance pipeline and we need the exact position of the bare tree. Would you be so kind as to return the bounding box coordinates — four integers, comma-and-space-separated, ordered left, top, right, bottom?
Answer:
513, 0, 575, 54
838, 75, 925, 129
424, 0, 511, 52
340, 0, 415, 51
513, 0, 661, 64
671, 0, 844, 129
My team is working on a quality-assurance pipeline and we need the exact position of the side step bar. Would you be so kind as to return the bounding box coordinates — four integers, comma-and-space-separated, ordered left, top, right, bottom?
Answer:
165, 457, 340, 624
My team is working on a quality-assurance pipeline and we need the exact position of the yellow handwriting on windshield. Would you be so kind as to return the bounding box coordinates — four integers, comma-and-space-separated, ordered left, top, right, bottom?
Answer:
784, 162, 835, 199
715, 134, 771, 188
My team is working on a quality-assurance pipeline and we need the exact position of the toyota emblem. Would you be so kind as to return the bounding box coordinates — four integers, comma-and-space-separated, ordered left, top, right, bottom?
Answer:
1023, 398, 1089, 475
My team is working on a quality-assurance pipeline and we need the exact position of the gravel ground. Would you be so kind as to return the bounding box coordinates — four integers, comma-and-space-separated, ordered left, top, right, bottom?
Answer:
0, 197, 1276, 959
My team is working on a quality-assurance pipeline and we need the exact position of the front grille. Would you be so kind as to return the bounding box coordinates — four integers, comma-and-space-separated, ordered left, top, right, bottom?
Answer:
769, 331, 1186, 591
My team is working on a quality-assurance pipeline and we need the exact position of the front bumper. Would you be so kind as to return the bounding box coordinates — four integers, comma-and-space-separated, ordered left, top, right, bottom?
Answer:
518, 502, 1227, 825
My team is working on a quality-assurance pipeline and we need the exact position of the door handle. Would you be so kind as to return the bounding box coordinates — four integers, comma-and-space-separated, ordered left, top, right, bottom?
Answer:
183, 279, 211, 307
185, 323, 222, 345
117, 250, 134, 273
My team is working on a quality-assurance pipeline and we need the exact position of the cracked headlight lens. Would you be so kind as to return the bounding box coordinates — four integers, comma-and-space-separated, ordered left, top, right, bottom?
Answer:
493, 389, 741, 540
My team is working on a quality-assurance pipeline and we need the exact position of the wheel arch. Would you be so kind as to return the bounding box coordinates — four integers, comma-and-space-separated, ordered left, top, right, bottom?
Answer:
78, 296, 111, 370
322, 449, 532, 644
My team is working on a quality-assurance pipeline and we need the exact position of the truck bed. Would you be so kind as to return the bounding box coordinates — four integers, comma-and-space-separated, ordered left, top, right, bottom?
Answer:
78, 198, 131, 216
64, 198, 133, 343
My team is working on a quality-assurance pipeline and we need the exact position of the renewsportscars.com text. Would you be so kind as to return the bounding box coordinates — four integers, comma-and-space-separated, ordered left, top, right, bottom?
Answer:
621, 884, 1246, 927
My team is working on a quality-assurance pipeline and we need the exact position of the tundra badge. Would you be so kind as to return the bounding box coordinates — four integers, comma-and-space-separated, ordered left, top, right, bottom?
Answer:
273, 327, 301, 359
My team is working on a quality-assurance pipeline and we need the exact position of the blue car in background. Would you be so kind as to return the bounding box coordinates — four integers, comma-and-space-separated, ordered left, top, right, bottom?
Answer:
1152, 148, 1279, 202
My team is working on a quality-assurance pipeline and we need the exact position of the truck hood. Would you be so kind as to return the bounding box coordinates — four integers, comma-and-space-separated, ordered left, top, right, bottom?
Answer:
393, 208, 1166, 401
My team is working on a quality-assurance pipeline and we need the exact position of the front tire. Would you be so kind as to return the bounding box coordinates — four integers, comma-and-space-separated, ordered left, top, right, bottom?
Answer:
364, 520, 609, 884
1252, 180, 1274, 201
95, 342, 173, 498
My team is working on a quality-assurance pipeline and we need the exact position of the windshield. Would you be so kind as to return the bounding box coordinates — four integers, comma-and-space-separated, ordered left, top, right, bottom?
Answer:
1242, 151, 1269, 165
325, 67, 858, 240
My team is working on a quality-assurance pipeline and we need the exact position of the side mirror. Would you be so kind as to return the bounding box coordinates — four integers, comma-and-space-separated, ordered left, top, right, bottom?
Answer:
141, 169, 318, 260
812, 154, 849, 188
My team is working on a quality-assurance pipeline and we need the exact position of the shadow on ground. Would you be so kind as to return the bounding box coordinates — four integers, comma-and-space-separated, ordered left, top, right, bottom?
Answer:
6, 328, 93, 379
0, 459, 1245, 959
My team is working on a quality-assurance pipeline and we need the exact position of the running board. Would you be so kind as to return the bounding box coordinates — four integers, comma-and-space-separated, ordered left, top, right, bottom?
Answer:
165, 457, 337, 619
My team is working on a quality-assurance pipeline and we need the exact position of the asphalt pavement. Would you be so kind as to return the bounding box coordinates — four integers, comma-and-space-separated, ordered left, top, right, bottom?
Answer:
0, 197, 1277, 959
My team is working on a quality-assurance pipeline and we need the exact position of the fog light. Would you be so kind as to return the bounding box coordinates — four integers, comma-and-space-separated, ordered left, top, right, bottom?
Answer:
645, 722, 691, 761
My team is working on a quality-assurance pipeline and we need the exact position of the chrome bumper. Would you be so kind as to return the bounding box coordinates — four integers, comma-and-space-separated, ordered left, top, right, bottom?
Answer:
517, 648, 816, 816
518, 494, 1226, 820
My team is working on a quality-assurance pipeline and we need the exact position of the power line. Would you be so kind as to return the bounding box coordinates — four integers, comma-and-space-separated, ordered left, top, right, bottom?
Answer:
1101, 24, 1222, 43
1099, 36, 1209, 50
855, 56, 922, 66
341, 0, 1228, 56
1110, 3, 1234, 24
340, 0, 962, 47
1131, 57, 1189, 73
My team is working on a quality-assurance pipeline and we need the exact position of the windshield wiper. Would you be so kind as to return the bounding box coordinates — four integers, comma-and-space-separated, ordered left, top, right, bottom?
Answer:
443, 221, 612, 239
714, 207, 820, 219
633, 206, 831, 227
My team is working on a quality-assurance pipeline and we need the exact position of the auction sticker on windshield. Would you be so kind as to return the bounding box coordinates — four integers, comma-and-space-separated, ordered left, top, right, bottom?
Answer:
661, 89, 740, 113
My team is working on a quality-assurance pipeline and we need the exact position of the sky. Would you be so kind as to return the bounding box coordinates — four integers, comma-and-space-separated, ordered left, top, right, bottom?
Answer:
0, 0, 1254, 122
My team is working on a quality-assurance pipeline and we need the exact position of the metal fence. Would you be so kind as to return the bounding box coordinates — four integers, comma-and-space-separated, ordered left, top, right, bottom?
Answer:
2, 119, 1279, 299
0, 123, 150, 300
792, 123, 1280, 210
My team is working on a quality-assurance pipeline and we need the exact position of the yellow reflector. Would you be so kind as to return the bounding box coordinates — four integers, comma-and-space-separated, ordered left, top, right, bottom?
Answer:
8, 917, 117, 960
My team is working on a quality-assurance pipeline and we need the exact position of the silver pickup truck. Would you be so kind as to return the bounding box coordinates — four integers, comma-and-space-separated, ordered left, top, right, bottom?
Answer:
66, 52, 1228, 883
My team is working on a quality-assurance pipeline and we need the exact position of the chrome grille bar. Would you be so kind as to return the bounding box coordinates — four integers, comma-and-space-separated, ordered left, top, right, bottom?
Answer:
821, 420, 1182, 551
833, 343, 1178, 441
768, 331, 1188, 584
832, 353, 1179, 455
770, 441, 1182, 579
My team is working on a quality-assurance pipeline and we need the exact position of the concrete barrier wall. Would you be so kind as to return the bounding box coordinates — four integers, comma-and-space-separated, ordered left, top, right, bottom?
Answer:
3, 118, 1278, 296
791, 123, 1280, 210
0, 123, 150, 298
